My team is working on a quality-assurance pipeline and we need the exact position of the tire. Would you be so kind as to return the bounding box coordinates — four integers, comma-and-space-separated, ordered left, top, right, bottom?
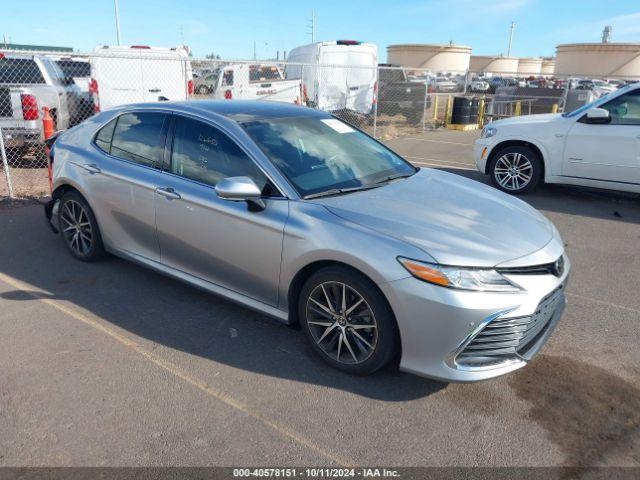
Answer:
298, 266, 399, 375
58, 191, 105, 262
489, 145, 542, 195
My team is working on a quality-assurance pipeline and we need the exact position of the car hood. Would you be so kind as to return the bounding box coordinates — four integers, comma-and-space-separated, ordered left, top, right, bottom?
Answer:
492, 112, 562, 127
313, 169, 554, 267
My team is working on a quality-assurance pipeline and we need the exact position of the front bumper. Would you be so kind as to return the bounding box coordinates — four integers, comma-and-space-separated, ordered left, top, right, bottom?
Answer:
380, 254, 570, 382
473, 137, 494, 174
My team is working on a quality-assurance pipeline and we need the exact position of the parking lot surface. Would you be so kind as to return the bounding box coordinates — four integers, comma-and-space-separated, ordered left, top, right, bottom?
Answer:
1, 129, 639, 467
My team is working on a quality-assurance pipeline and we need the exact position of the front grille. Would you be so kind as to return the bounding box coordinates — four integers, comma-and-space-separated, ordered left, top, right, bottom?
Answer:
0, 88, 12, 118
497, 255, 565, 277
457, 287, 563, 367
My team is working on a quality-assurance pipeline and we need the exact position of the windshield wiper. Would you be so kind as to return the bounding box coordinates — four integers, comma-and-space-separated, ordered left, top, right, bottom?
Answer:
373, 171, 416, 185
303, 184, 382, 200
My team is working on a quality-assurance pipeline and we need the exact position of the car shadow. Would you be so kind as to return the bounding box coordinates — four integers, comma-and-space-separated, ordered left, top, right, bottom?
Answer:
0, 205, 447, 402
432, 166, 640, 224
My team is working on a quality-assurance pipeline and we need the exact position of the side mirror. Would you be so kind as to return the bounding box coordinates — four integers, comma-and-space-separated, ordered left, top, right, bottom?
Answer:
215, 176, 265, 211
584, 107, 611, 124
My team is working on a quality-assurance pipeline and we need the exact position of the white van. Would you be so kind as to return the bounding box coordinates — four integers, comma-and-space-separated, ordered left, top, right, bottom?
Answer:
285, 41, 378, 116
90, 45, 193, 111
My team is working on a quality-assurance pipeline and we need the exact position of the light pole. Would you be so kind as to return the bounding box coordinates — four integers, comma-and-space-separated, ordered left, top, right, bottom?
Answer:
507, 21, 514, 57
114, 0, 122, 45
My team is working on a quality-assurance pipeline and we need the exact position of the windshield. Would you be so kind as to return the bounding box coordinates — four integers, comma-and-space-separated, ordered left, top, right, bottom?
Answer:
242, 116, 416, 198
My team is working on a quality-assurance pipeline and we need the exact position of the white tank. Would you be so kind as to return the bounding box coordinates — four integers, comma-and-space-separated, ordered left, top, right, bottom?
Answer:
469, 55, 519, 75
387, 43, 471, 72
555, 43, 640, 77
517, 57, 543, 75
541, 58, 555, 76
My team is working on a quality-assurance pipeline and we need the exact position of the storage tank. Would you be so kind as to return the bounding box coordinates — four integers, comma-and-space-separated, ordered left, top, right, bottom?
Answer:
555, 43, 640, 77
469, 55, 519, 75
517, 57, 543, 75
387, 43, 471, 72
541, 58, 555, 76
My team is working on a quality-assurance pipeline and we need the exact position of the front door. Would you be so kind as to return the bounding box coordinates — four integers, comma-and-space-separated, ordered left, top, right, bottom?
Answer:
563, 89, 640, 185
154, 114, 288, 306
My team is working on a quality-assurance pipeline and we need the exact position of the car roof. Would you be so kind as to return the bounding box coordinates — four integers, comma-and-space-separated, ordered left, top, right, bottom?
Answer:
117, 100, 330, 123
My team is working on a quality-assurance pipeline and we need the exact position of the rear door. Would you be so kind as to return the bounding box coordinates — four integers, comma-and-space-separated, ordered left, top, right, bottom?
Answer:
87, 111, 169, 261
141, 50, 188, 102
91, 55, 144, 109
319, 45, 377, 113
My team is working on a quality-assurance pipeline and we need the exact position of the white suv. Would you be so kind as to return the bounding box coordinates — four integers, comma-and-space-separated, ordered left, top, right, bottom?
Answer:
474, 83, 640, 195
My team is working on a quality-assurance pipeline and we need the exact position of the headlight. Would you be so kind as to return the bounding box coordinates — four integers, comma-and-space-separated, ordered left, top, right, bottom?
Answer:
398, 257, 523, 292
481, 126, 497, 138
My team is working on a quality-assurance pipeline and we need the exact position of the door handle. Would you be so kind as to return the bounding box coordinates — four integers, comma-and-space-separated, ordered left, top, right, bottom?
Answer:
80, 163, 101, 174
155, 187, 181, 200
554, 133, 564, 138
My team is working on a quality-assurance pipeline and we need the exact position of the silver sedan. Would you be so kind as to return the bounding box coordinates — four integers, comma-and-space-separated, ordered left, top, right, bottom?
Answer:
45, 101, 570, 382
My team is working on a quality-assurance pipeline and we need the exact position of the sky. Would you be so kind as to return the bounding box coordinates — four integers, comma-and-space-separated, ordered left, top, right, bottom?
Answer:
2, 0, 639, 60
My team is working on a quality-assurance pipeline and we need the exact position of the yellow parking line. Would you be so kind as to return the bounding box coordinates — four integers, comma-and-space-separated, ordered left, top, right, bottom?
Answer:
0, 271, 353, 467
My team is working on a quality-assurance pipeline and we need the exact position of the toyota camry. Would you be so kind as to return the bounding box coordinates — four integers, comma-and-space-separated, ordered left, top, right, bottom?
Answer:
45, 101, 570, 382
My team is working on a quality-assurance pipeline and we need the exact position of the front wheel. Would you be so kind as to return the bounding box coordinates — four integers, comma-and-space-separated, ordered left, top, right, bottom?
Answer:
58, 191, 105, 261
298, 266, 399, 375
489, 145, 542, 194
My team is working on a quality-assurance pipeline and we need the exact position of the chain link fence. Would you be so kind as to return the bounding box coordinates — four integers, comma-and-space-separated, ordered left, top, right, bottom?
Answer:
1, 47, 638, 199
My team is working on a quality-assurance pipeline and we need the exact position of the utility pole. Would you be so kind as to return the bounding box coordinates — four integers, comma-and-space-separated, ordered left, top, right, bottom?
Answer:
307, 10, 316, 43
253, 40, 257, 60
507, 21, 514, 57
114, 0, 122, 45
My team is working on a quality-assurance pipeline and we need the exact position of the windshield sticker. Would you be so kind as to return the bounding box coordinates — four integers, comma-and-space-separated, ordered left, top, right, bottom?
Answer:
321, 118, 355, 133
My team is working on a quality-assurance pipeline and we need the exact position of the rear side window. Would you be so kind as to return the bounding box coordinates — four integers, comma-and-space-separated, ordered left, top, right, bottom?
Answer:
109, 112, 166, 167
170, 116, 267, 189
0, 58, 45, 84
94, 118, 117, 153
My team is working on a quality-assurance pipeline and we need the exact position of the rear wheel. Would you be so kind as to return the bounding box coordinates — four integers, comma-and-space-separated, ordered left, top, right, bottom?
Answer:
298, 266, 398, 375
58, 191, 105, 262
489, 145, 542, 194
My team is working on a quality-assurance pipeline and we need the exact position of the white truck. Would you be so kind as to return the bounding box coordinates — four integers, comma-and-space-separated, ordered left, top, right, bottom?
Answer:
212, 63, 303, 103
89, 45, 193, 111
0, 52, 76, 149
285, 40, 378, 117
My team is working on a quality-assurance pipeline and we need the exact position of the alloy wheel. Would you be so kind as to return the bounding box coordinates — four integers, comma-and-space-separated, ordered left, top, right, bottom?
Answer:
494, 152, 533, 191
305, 281, 378, 364
60, 200, 93, 256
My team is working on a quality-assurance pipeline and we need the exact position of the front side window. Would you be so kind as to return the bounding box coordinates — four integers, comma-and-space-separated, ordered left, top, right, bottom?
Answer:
170, 116, 268, 190
242, 116, 416, 198
109, 112, 167, 167
601, 90, 640, 125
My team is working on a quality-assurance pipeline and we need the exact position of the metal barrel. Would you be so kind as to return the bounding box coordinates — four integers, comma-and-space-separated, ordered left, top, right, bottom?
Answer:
450, 96, 473, 125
